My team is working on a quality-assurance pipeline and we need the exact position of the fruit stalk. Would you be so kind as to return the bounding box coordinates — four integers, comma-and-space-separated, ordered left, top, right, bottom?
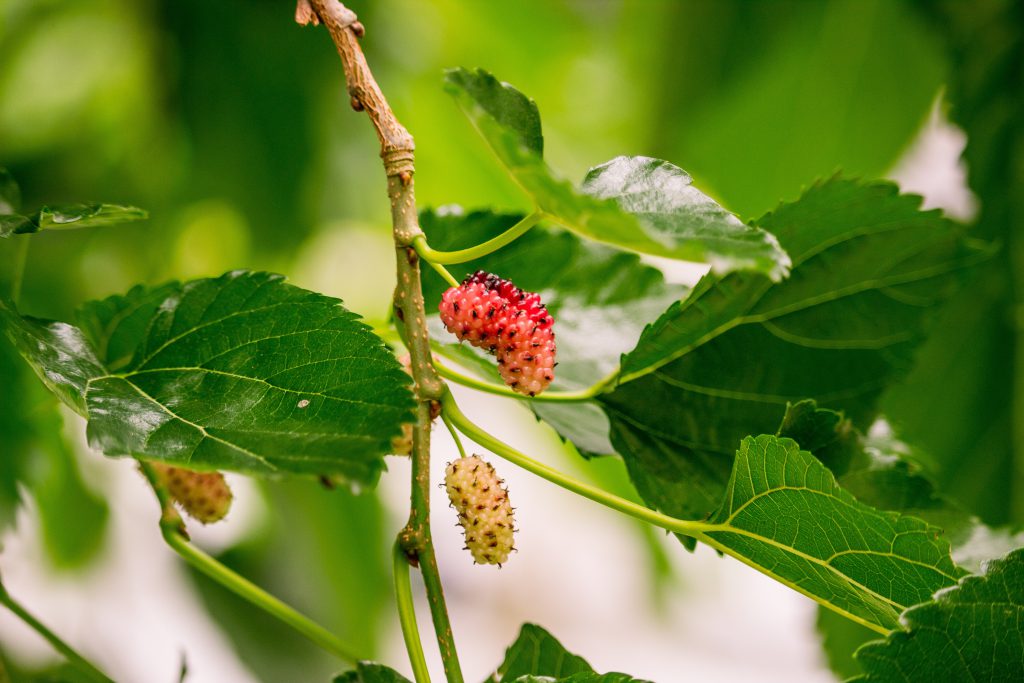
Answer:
137, 460, 361, 661
298, 2, 462, 681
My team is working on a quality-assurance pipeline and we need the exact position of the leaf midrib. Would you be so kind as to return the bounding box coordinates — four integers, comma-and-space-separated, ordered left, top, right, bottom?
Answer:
99, 374, 277, 471
119, 366, 401, 410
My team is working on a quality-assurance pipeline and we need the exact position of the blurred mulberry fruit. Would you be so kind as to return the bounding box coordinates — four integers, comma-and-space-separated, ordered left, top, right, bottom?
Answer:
444, 455, 515, 566
150, 462, 232, 524
438, 271, 555, 396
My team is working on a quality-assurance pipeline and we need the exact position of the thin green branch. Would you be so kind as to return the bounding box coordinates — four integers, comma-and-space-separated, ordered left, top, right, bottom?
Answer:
402, 405, 464, 683
10, 237, 29, 306
441, 390, 704, 535
412, 211, 542, 265
300, 3, 467, 679
434, 356, 615, 403
0, 578, 113, 683
441, 410, 467, 458
441, 390, 892, 637
165, 532, 363, 661
393, 540, 431, 683
426, 258, 460, 288
137, 461, 361, 664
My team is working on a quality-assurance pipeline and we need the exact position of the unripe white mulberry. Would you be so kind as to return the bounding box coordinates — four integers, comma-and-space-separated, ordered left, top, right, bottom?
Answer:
444, 455, 515, 566
150, 462, 233, 524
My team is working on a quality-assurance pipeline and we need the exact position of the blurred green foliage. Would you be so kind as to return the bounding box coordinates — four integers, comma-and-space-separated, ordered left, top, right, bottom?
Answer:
882, 0, 1024, 526
3, 0, 1014, 680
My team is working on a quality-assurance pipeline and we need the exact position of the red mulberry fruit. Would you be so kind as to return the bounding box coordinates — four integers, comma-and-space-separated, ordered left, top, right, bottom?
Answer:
438, 271, 555, 396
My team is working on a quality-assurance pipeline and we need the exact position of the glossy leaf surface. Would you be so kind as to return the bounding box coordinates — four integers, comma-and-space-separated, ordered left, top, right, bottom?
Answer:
1, 271, 413, 483
444, 68, 789, 278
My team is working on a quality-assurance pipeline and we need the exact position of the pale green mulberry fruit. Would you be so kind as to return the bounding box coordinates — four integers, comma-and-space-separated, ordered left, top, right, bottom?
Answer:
444, 455, 515, 566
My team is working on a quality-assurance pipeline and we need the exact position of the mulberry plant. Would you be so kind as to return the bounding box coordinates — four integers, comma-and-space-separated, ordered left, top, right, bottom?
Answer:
0, 1, 1021, 683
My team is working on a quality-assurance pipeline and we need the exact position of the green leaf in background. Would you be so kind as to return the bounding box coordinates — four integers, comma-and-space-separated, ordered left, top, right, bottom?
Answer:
700, 435, 962, 632
0, 337, 108, 569
600, 176, 982, 522
816, 608, 880, 682
0, 201, 148, 238
0, 338, 36, 529
267, 477, 391, 662
851, 548, 1024, 682
333, 662, 411, 683
0, 167, 21, 214
652, 0, 945, 219
27, 405, 109, 570
882, 0, 1024, 525
486, 624, 649, 683
192, 477, 391, 683
443, 67, 544, 157
443, 68, 789, 279
1, 271, 414, 483
1, 164, 146, 237
420, 207, 685, 456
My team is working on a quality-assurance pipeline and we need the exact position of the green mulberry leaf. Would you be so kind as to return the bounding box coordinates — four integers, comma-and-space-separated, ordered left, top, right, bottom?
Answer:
697, 435, 963, 632
851, 548, 1024, 682
1, 271, 413, 484
600, 176, 985, 523
444, 68, 789, 279
487, 624, 650, 683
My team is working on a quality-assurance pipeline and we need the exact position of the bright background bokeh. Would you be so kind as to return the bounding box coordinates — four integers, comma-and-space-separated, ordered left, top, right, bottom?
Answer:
0, 1, 984, 681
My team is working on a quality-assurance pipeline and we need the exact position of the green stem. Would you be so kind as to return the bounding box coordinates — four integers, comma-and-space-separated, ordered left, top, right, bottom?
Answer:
442, 390, 892, 637
412, 211, 542, 265
393, 541, 431, 683
403, 405, 464, 683
441, 411, 467, 458
163, 532, 361, 663
434, 357, 615, 403
10, 237, 29, 306
137, 461, 360, 664
303, 4, 461, 678
0, 581, 113, 683
441, 390, 705, 536
425, 258, 460, 288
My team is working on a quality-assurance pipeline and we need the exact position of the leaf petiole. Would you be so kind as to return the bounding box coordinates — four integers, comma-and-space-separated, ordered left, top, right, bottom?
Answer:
137, 461, 361, 664
441, 390, 705, 536
412, 211, 542, 265
441, 391, 893, 637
